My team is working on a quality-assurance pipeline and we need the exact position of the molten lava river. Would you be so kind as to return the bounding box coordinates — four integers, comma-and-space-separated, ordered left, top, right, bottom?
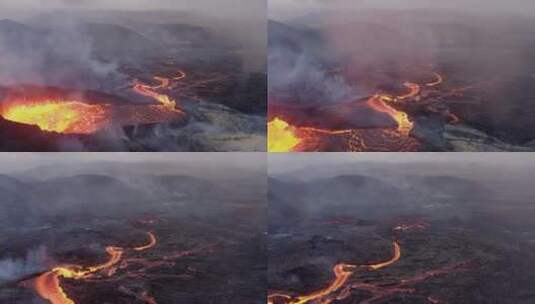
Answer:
32, 230, 213, 304
268, 72, 449, 152
268, 220, 470, 304
0, 71, 187, 135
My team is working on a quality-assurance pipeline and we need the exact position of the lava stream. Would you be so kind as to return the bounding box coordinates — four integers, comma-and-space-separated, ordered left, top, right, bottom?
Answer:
267, 241, 400, 304
135, 232, 157, 251
397, 82, 421, 100
268, 72, 447, 151
367, 95, 413, 136
426, 72, 444, 87
34, 230, 162, 304
133, 71, 186, 111
368, 242, 401, 270
34, 246, 124, 304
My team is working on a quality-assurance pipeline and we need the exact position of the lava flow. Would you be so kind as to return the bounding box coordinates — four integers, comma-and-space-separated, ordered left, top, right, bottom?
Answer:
132, 71, 187, 111
1, 71, 186, 135
267, 117, 302, 152
31, 229, 216, 304
135, 232, 157, 251
1, 101, 109, 134
367, 94, 413, 136
268, 72, 447, 152
34, 246, 124, 304
33, 231, 158, 304
269, 218, 469, 304
267, 241, 401, 304
268, 117, 356, 152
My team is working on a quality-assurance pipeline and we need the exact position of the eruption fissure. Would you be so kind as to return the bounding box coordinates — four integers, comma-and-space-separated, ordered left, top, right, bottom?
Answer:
1, 71, 187, 135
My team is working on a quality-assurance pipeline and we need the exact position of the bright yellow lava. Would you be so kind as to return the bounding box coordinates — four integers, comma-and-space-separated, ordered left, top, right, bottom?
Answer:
268, 117, 301, 152
2, 100, 107, 134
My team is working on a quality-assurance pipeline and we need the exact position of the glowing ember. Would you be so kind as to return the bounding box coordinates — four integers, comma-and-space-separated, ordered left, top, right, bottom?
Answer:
268, 117, 302, 152
393, 218, 429, 232
1, 101, 108, 134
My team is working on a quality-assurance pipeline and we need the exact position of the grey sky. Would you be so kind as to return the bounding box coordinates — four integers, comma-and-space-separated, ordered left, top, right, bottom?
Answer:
0, 0, 265, 18
269, 153, 535, 175
0, 153, 265, 174
269, 0, 535, 19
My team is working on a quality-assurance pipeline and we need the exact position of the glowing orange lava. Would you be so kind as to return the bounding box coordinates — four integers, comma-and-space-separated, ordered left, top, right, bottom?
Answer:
426, 72, 444, 87
1, 101, 108, 134
133, 71, 187, 111
267, 72, 450, 152
34, 246, 124, 304
367, 95, 413, 136
267, 241, 401, 304
33, 229, 165, 304
368, 242, 401, 270
397, 82, 421, 100
1, 71, 187, 135
135, 232, 157, 252
268, 117, 302, 152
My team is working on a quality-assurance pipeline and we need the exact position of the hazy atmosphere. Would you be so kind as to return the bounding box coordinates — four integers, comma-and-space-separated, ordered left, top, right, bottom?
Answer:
268, 0, 535, 152
268, 153, 535, 303
270, 0, 535, 19
269, 153, 533, 176
0, 0, 266, 152
0, 152, 266, 303
2, 0, 265, 19
0, 152, 265, 175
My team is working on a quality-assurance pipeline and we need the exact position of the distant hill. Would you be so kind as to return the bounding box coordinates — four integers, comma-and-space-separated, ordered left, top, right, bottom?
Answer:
269, 174, 410, 230
133, 23, 211, 47
76, 22, 159, 59
31, 174, 148, 213
419, 175, 484, 198
0, 19, 45, 50
268, 20, 322, 52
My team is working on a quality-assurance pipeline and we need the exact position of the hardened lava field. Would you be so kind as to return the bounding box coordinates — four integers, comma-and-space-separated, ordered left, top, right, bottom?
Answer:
268, 157, 535, 303
0, 157, 265, 304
